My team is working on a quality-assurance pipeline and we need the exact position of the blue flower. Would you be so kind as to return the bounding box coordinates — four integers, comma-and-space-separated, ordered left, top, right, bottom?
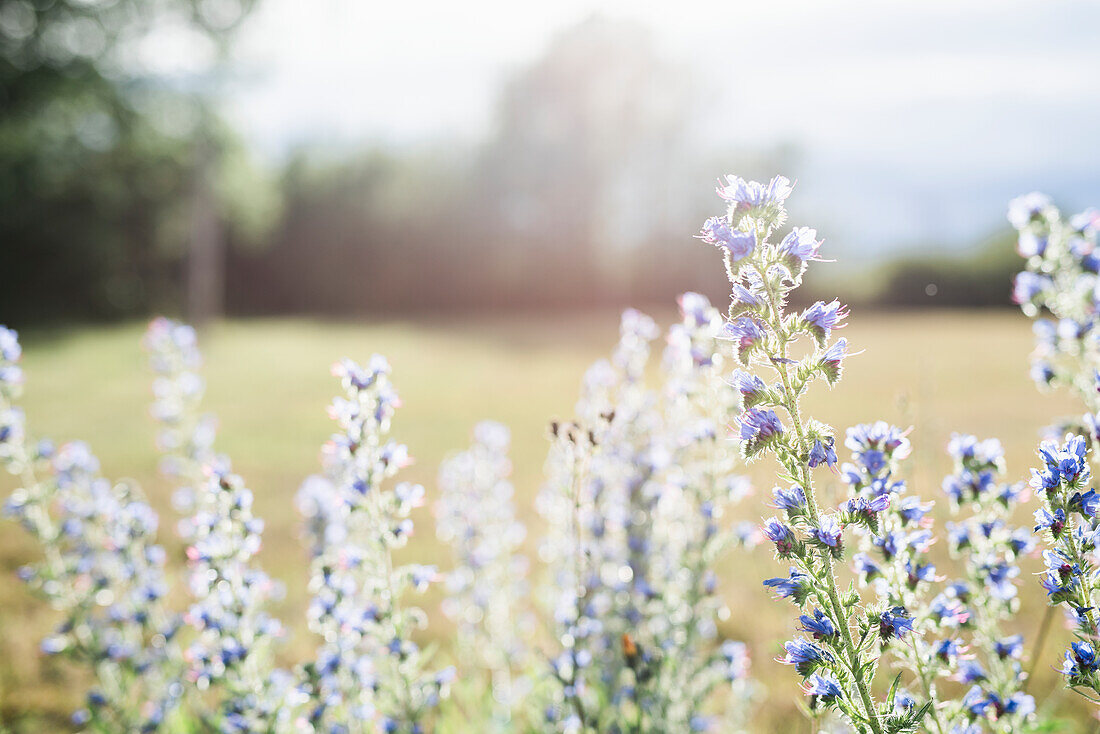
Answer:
1033, 507, 1066, 537
1012, 271, 1051, 304
773, 485, 807, 512
778, 227, 824, 267
877, 606, 914, 641
699, 216, 755, 262
730, 370, 767, 408
819, 339, 849, 384
955, 660, 988, 684
1069, 488, 1100, 518
723, 317, 767, 362
738, 408, 784, 452
801, 300, 848, 343
994, 635, 1024, 660
763, 517, 797, 557
1007, 191, 1053, 230
934, 638, 964, 663
812, 515, 842, 549
1062, 641, 1099, 681
808, 437, 837, 468
802, 672, 843, 701
763, 568, 813, 604
716, 174, 793, 214
797, 609, 838, 641
779, 637, 830, 676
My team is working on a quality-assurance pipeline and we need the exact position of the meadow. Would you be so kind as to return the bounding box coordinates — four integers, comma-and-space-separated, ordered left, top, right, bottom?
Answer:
0, 309, 1091, 731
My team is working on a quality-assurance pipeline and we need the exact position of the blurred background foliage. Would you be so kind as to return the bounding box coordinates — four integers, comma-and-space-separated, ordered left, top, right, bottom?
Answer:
0, 7, 1027, 328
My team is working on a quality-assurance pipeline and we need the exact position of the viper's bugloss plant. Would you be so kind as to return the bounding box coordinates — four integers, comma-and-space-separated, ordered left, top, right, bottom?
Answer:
704, 174, 929, 733
2, 326, 182, 731
536, 302, 758, 733
1010, 193, 1100, 433
435, 421, 532, 730
295, 356, 454, 733
940, 435, 1035, 731
145, 319, 293, 732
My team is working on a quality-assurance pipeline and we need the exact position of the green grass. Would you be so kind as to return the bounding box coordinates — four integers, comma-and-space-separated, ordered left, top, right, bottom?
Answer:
0, 310, 1093, 731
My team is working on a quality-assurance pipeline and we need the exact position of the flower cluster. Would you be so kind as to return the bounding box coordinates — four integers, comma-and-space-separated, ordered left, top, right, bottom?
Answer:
296, 356, 453, 733
435, 420, 531, 729
704, 175, 928, 734
2, 326, 181, 730
145, 319, 292, 731
938, 434, 1034, 731
536, 303, 757, 733
1009, 193, 1100, 430
1029, 433, 1100, 699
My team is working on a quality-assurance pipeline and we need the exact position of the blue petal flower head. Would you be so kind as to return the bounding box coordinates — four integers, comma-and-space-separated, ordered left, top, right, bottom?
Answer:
772, 484, 807, 511
897, 497, 932, 525
730, 283, 762, 310
801, 300, 848, 343
877, 606, 914, 640
0, 327, 20, 363
994, 635, 1024, 660
1007, 191, 1053, 230
778, 227, 824, 267
812, 515, 842, 548
762, 517, 797, 557
853, 552, 881, 582
955, 660, 988, 684
842, 494, 890, 522
779, 636, 830, 676
717, 174, 793, 214
738, 407, 784, 449
934, 638, 963, 663
802, 673, 843, 701
731, 369, 767, 407
722, 316, 766, 361
808, 436, 837, 468
1034, 507, 1066, 537
763, 568, 813, 604
1070, 488, 1100, 518
1016, 231, 1048, 258
1012, 271, 1051, 304
1062, 641, 1100, 681
893, 689, 916, 712
699, 216, 756, 262
819, 338, 849, 384
1030, 361, 1055, 387
798, 609, 837, 640
720, 640, 750, 681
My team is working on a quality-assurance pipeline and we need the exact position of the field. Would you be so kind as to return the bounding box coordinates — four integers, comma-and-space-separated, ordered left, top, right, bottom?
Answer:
0, 309, 1093, 731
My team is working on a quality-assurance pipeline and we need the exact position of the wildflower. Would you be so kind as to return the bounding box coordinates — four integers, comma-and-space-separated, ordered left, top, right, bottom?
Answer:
876, 606, 914, 641
1033, 507, 1066, 537
763, 568, 814, 605
716, 174, 793, 215
737, 407, 784, 456
773, 485, 807, 512
779, 637, 830, 676
1007, 191, 1053, 230
808, 436, 837, 468
723, 317, 767, 363
699, 216, 756, 262
763, 517, 797, 557
802, 673, 843, 701
730, 369, 767, 408
819, 338, 849, 384
800, 300, 848, 345
798, 609, 838, 641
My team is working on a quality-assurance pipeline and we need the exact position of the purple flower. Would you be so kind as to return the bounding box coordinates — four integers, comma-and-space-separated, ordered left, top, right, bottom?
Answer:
802, 673, 843, 701
716, 174, 793, 213
1033, 507, 1066, 537
812, 515, 842, 549
763, 568, 813, 604
877, 606, 914, 640
730, 370, 767, 408
779, 636, 829, 676
1069, 488, 1100, 518
723, 317, 766, 362
699, 216, 756, 262
738, 408, 784, 454
994, 635, 1024, 660
773, 485, 807, 511
1007, 191, 1053, 230
778, 227, 823, 266
808, 437, 837, 468
801, 300, 848, 345
819, 338, 849, 384
798, 609, 838, 641
763, 517, 797, 557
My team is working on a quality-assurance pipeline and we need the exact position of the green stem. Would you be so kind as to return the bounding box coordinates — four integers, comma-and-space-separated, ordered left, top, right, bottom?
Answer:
754, 264, 884, 734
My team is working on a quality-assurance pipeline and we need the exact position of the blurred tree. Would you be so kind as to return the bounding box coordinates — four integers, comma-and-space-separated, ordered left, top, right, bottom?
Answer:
0, 0, 270, 325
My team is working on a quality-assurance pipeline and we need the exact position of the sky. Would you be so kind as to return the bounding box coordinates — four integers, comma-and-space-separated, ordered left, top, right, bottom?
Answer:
199, 0, 1100, 255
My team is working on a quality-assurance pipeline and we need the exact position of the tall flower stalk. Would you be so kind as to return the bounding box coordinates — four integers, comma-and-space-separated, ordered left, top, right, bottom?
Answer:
704, 175, 927, 733
940, 435, 1034, 731
145, 319, 292, 732
2, 326, 182, 730
296, 356, 453, 733
436, 420, 531, 730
